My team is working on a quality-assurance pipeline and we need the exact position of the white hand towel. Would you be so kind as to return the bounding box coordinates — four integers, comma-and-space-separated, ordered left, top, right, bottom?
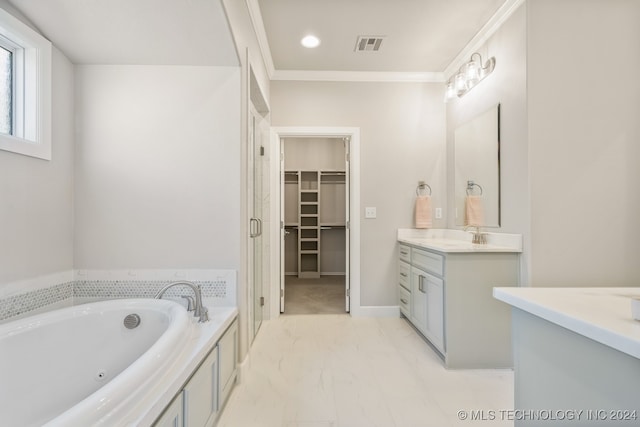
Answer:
415, 196, 432, 229
465, 195, 484, 227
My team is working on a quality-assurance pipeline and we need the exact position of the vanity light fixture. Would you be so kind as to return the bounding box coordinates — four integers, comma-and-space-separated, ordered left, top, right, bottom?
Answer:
444, 52, 496, 102
301, 35, 321, 48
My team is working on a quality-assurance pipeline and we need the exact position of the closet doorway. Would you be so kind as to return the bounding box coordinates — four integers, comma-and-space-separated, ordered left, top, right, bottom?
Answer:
281, 136, 350, 314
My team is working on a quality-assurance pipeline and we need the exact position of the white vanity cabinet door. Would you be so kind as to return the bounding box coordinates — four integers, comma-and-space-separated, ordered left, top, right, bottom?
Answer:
154, 393, 184, 427
398, 260, 410, 290
398, 244, 411, 263
426, 275, 444, 353
410, 266, 445, 353
183, 347, 219, 427
410, 266, 429, 334
218, 320, 238, 408
398, 285, 410, 317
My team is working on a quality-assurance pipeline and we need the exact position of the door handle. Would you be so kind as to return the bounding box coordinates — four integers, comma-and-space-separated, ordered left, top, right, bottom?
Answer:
418, 275, 426, 293
256, 218, 263, 236
250, 218, 259, 238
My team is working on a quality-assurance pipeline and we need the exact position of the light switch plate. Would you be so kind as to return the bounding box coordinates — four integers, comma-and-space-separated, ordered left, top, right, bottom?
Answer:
435, 208, 442, 219
365, 207, 377, 218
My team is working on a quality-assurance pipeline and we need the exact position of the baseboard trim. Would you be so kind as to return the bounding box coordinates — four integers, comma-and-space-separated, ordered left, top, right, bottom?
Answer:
352, 305, 400, 318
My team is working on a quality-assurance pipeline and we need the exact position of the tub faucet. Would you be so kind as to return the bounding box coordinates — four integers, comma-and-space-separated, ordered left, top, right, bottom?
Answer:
155, 281, 209, 322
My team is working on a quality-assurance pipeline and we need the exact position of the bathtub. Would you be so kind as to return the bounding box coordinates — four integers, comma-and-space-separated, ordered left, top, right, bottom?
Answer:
0, 298, 194, 427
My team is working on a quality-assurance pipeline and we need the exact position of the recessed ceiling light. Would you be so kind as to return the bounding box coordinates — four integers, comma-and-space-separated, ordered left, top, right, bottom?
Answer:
301, 35, 320, 48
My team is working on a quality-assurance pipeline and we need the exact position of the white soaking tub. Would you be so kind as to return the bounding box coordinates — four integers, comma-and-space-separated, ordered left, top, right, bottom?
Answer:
0, 298, 194, 427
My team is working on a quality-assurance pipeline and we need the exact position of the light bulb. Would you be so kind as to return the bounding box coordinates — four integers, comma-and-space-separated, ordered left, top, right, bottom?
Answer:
454, 73, 466, 96
444, 82, 456, 102
301, 35, 320, 48
465, 60, 480, 88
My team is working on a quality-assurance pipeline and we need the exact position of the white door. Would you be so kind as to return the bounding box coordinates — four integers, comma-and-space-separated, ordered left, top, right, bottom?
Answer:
249, 109, 263, 336
279, 140, 286, 312
343, 137, 350, 311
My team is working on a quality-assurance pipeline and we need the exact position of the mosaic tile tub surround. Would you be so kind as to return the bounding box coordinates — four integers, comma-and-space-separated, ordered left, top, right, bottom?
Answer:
0, 270, 237, 322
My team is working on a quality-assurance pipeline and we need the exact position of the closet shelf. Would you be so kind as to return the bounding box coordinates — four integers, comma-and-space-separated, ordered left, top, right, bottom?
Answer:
284, 165, 346, 279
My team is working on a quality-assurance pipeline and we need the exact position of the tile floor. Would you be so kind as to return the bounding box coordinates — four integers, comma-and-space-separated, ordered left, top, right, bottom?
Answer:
217, 314, 514, 427
284, 276, 346, 315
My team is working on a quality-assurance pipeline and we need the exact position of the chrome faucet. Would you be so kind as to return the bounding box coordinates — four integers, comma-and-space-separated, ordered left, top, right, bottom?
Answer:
155, 281, 209, 322
464, 225, 487, 245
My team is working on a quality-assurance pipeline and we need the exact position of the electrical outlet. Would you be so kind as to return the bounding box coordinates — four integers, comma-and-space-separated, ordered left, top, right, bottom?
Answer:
365, 207, 377, 218
435, 208, 442, 219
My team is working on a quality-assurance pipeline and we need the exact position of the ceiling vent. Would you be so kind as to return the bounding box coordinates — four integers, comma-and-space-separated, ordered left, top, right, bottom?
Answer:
355, 36, 385, 52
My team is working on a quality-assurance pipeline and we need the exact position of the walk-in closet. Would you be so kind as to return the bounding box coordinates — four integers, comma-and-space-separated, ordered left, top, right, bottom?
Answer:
282, 137, 348, 314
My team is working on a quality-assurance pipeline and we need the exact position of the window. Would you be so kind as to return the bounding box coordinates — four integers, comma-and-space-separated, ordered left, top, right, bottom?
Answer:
0, 8, 51, 160
0, 42, 12, 135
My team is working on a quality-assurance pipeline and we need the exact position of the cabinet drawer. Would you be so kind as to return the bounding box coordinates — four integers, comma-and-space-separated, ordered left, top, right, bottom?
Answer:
398, 285, 410, 317
398, 260, 410, 290
398, 244, 411, 263
412, 248, 444, 277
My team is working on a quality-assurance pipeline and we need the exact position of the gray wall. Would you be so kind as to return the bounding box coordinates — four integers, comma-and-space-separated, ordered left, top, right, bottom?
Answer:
0, 43, 75, 287
270, 81, 446, 306
527, 0, 640, 286
447, 5, 529, 283
74, 65, 241, 270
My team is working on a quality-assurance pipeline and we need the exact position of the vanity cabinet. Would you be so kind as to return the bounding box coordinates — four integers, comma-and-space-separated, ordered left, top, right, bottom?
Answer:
217, 319, 238, 408
398, 242, 518, 369
183, 347, 219, 427
153, 319, 238, 427
405, 247, 445, 354
154, 393, 184, 427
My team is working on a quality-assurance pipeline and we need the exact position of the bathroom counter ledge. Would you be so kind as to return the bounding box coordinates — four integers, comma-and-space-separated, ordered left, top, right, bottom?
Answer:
398, 228, 522, 253
494, 287, 640, 359
398, 236, 520, 253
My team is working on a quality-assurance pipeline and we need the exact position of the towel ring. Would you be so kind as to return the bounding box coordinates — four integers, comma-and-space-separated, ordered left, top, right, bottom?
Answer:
416, 181, 432, 196
466, 180, 483, 196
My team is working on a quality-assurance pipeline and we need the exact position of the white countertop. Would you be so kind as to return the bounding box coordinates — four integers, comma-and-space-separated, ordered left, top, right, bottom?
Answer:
398, 228, 522, 253
494, 287, 640, 359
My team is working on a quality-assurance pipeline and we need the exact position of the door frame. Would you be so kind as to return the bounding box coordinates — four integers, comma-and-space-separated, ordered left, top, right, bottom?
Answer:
269, 126, 361, 319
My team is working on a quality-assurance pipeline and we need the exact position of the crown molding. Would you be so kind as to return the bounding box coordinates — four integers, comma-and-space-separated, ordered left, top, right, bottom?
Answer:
443, 0, 525, 79
245, 0, 275, 77
247, 0, 524, 83
272, 70, 445, 83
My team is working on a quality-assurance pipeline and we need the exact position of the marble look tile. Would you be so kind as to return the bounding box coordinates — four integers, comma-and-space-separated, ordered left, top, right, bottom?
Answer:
220, 315, 514, 427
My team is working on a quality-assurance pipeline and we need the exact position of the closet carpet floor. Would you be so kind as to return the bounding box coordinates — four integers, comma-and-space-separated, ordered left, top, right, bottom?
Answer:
217, 314, 514, 427
283, 276, 347, 315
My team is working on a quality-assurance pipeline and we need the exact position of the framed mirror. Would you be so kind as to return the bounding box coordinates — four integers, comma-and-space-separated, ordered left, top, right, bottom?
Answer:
454, 104, 500, 227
